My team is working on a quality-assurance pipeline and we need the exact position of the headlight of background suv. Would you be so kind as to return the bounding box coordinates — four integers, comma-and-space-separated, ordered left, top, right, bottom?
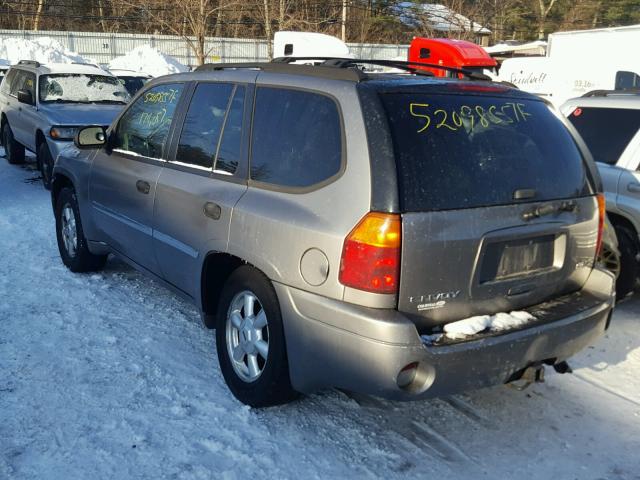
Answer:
49, 126, 78, 140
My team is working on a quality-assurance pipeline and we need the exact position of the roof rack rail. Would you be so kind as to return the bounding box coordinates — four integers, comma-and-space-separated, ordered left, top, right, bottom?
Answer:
18, 60, 41, 68
273, 57, 491, 80
583, 88, 640, 97
196, 57, 493, 82
71, 61, 101, 68
195, 61, 367, 82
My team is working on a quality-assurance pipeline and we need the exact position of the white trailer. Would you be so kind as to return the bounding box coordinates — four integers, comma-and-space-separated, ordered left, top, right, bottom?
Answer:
498, 25, 640, 106
273, 31, 353, 60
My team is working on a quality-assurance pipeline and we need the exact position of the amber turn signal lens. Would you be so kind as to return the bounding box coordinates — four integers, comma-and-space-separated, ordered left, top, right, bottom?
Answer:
339, 212, 401, 294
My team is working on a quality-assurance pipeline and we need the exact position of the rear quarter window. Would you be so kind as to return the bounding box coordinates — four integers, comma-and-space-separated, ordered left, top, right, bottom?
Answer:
380, 93, 591, 211
250, 87, 343, 189
567, 106, 640, 165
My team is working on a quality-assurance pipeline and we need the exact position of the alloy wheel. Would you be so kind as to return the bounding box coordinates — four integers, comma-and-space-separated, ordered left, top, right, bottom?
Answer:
225, 290, 269, 383
61, 203, 78, 258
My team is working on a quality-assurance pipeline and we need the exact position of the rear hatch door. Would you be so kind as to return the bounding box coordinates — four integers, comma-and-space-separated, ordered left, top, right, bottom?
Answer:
380, 89, 598, 330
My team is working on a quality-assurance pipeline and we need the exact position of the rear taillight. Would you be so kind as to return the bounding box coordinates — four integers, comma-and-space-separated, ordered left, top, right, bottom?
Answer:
339, 212, 401, 294
596, 193, 606, 256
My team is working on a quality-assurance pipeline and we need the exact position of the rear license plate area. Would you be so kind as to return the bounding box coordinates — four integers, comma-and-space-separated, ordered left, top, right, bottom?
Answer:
480, 234, 556, 283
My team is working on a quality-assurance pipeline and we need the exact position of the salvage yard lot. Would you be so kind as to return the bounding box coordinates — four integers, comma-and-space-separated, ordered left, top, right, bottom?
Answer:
1, 154, 639, 479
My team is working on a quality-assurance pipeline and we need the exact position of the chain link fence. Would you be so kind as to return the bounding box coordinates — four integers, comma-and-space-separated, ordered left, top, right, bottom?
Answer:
0, 29, 408, 68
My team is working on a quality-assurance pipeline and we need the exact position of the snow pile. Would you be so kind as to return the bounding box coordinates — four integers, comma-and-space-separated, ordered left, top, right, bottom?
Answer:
108, 45, 188, 77
444, 311, 536, 339
422, 310, 537, 344
0, 37, 90, 66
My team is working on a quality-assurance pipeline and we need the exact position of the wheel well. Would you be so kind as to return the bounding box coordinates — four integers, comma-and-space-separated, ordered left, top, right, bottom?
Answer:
607, 211, 640, 247
201, 253, 246, 328
51, 173, 74, 210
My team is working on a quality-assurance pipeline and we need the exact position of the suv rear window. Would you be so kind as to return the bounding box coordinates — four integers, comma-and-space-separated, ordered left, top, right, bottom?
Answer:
567, 106, 640, 165
380, 93, 591, 212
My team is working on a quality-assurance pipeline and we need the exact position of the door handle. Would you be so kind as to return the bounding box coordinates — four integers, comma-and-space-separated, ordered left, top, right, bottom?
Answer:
136, 180, 150, 194
204, 202, 222, 220
627, 182, 640, 194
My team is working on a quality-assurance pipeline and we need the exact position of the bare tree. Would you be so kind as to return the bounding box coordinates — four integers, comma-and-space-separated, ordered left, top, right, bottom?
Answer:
533, 0, 559, 39
33, 0, 45, 31
124, 0, 238, 65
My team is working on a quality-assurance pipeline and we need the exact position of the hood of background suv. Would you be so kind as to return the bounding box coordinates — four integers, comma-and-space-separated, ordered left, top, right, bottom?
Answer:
38, 103, 125, 127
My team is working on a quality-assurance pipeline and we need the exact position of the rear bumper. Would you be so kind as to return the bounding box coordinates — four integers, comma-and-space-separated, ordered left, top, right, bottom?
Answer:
276, 268, 615, 400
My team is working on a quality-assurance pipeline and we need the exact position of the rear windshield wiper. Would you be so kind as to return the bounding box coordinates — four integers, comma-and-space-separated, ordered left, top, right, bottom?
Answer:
522, 200, 577, 221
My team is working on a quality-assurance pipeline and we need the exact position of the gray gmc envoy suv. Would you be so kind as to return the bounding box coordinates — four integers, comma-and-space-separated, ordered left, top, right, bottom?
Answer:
51, 59, 615, 407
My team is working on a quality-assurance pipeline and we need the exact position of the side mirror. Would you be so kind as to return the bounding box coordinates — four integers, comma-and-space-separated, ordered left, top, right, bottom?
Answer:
74, 125, 107, 149
17, 89, 33, 105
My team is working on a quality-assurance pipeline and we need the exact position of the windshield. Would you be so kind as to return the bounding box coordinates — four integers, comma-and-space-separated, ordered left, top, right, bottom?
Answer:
39, 74, 130, 103
380, 92, 591, 211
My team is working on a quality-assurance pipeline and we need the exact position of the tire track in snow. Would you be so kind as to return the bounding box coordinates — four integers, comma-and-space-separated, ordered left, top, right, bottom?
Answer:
341, 391, 473, 465
571, 372, 640, 408
439, 395, 496, 429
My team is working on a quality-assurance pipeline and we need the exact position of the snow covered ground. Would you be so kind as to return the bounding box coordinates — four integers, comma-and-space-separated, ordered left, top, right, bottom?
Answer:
1, 153, 639, 479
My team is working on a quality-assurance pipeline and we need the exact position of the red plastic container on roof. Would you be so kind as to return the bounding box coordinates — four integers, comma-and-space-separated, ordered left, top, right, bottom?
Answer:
408, 37, 497, 77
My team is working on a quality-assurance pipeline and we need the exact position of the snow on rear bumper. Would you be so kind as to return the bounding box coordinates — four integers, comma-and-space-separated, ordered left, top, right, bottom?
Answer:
276, 268, 615, 400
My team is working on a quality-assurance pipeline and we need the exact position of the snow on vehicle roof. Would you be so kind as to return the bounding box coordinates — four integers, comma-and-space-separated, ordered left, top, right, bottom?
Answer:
562, 95, 640, 110
108, 68, 152, 78
31, 62, 112, 76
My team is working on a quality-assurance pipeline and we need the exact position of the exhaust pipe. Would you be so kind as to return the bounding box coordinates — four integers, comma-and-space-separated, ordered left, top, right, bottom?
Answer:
507, 360, 573, 391
507, 364, 545, 391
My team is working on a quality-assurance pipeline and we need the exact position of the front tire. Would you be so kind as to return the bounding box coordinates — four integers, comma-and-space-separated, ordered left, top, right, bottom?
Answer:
38, 141, 54, 190
215, 266, 297, 407
2, 123, 25, 164
613, 224, 639, 299
55, 187, 107, 272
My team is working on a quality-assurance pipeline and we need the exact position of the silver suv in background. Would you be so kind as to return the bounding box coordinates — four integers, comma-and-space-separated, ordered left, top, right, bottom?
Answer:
52, 59, 614, 407
0, 60, 129, 188
562, 93, 640, 298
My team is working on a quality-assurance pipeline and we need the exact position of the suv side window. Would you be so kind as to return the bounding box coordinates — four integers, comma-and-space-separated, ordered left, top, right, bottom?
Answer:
567, 106, 640, 165
21, 72, 36, 99
1, 69, 17, 94
176, 82, 234, 169
9, 70, 26, 96
112, 83, 184, 159
10, 71, 36, 99
215, 85, 245, 175
250, 87, 342, 189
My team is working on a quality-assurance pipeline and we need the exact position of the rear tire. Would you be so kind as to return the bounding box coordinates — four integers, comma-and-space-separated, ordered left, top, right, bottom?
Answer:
2, 123, 25, 164
215, 266, 297, 407
55, 187, 107, 273
613, 224, 639, 299
38, 141, 54, 190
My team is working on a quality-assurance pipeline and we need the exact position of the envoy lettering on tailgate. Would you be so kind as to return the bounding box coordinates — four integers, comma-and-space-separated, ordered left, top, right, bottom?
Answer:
409, 290, 461, 311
